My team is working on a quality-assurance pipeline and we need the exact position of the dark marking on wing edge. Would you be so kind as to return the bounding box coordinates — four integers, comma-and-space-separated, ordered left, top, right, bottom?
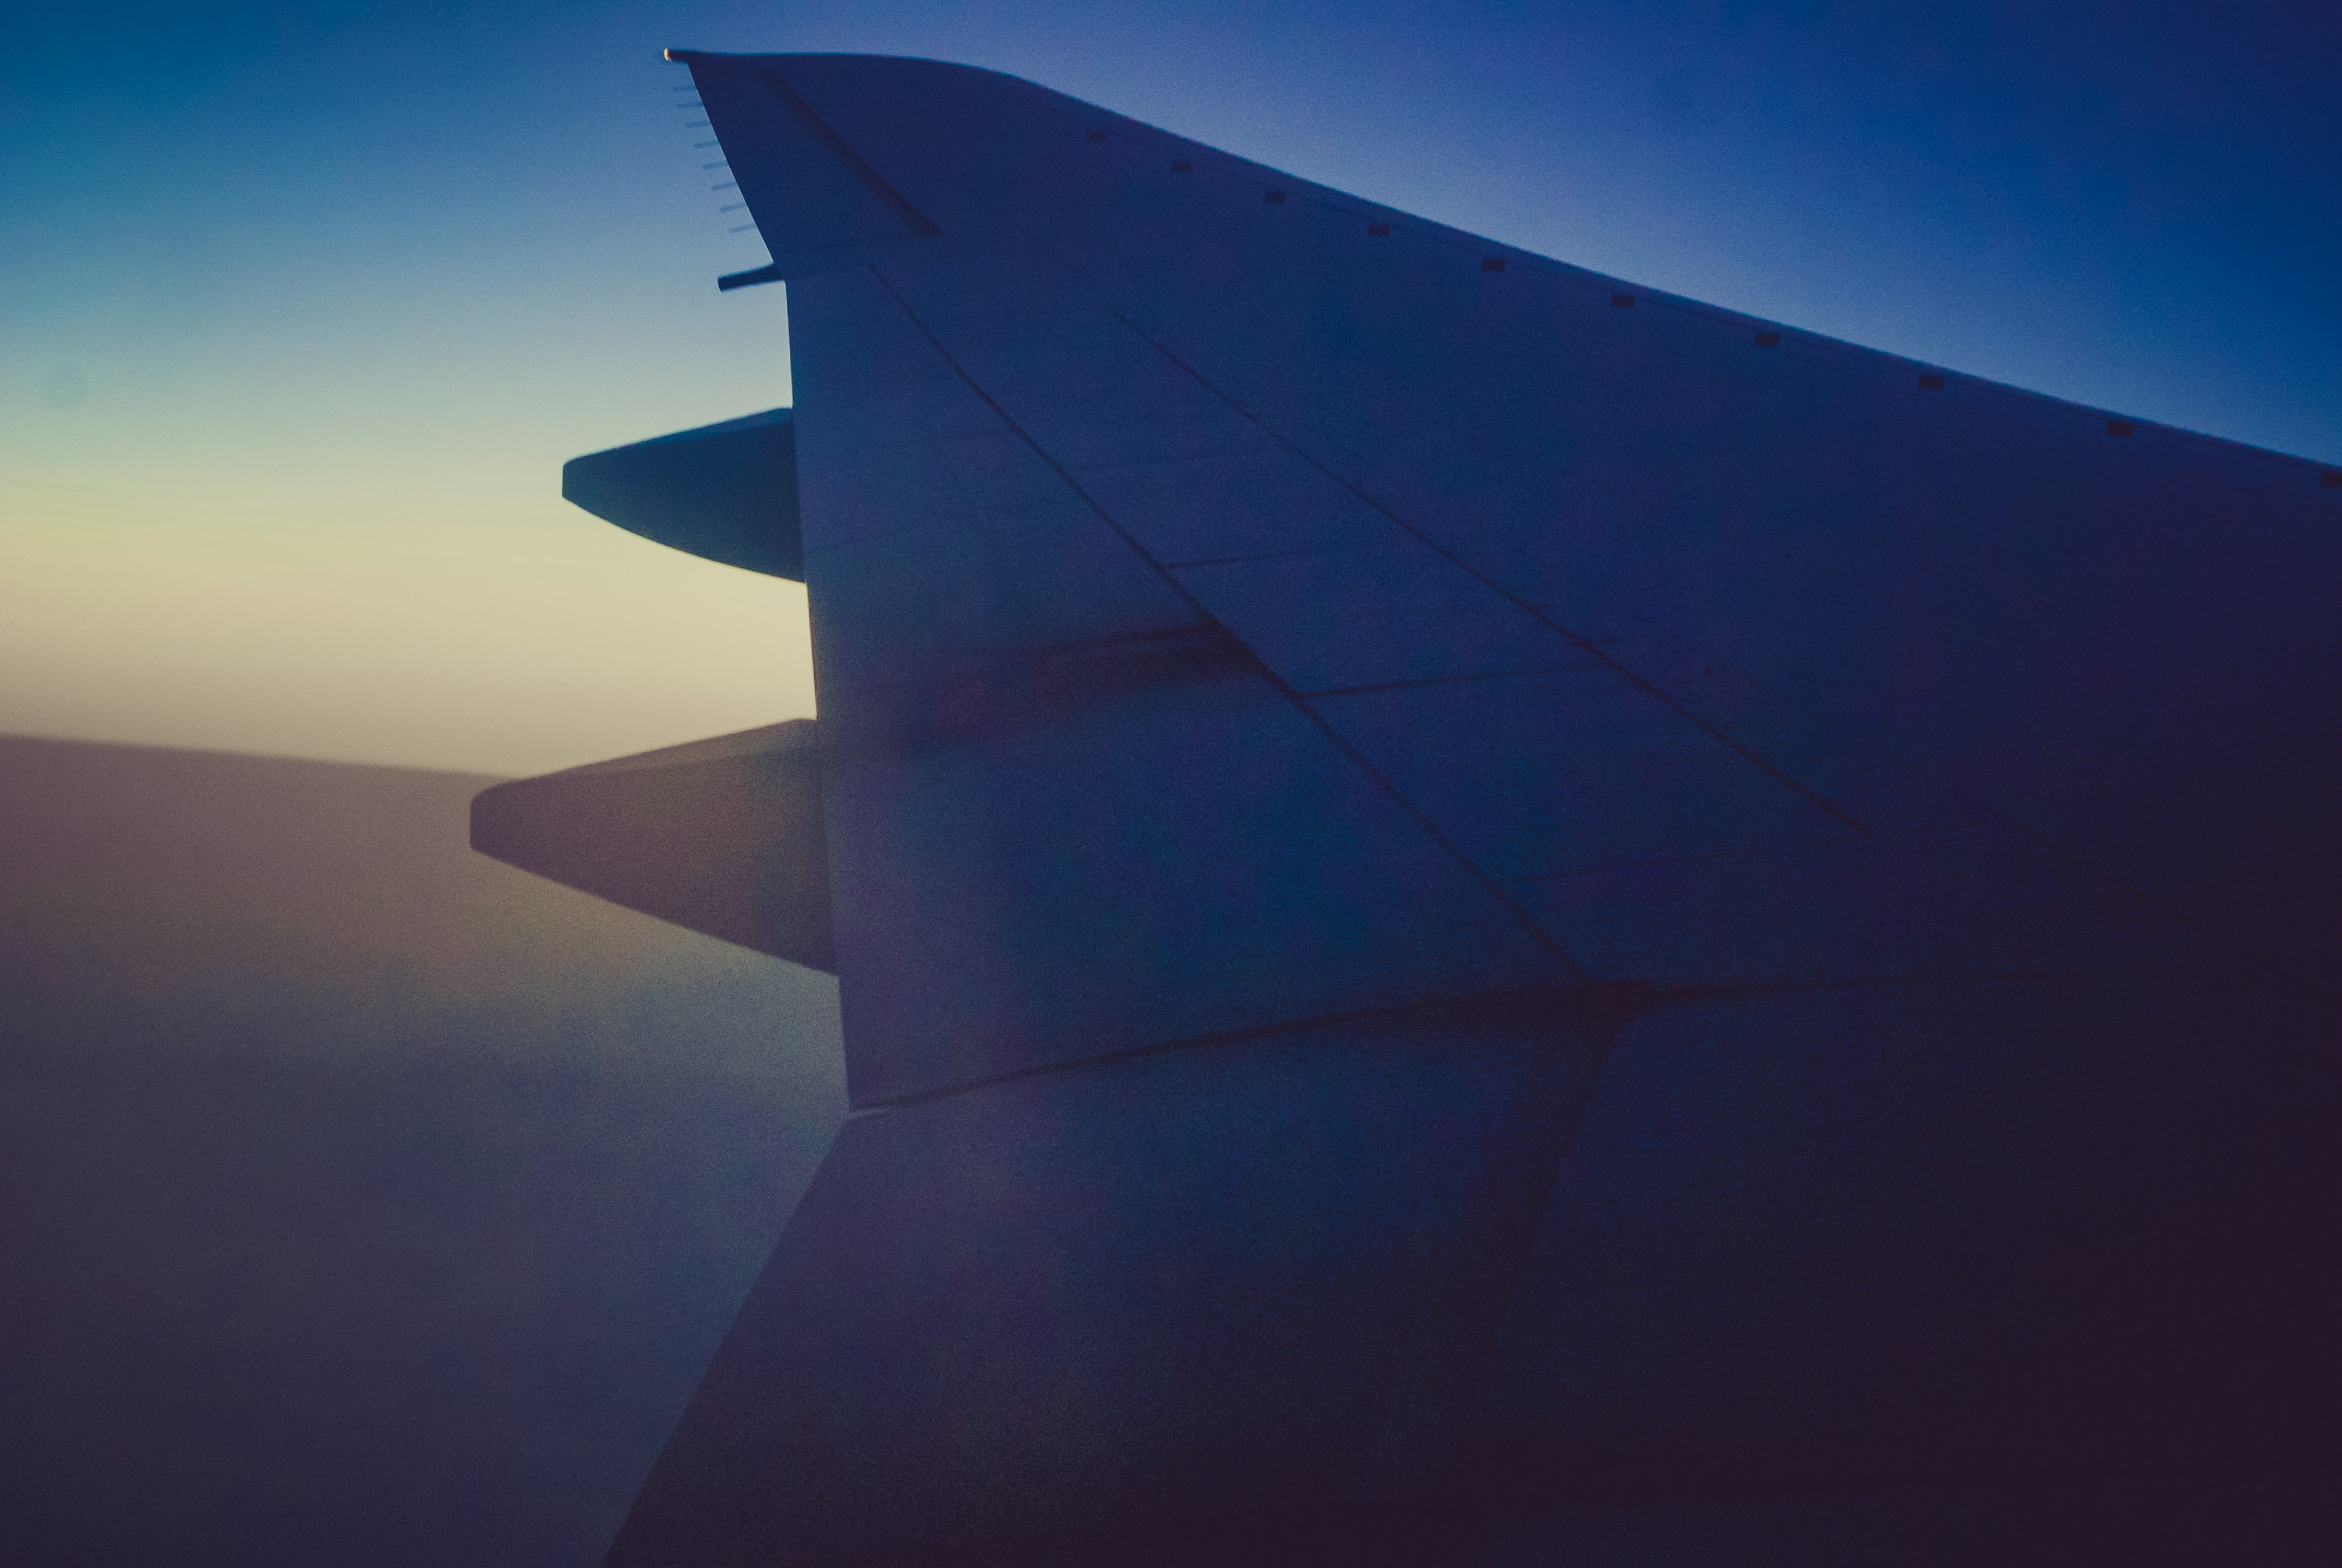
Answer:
839, 622, 1259, 757
719, 263, 785, 292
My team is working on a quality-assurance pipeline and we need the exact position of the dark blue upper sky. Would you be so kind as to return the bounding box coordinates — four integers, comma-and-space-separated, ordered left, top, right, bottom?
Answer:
5, 1, 2337, 767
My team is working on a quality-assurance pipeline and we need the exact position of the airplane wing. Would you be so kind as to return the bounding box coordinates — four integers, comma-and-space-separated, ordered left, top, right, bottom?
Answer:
493, 52, 2339, 1566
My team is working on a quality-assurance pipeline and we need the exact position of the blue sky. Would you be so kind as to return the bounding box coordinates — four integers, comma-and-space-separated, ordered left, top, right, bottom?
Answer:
5, 1, 2335, 772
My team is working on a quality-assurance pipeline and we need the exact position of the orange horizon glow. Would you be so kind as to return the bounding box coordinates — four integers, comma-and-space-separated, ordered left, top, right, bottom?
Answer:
1, 462, 814, 778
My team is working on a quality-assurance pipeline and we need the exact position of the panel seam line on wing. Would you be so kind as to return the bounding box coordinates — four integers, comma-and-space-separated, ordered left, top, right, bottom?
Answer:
845, 952, 2219, 1117
851, 982, 1675, 1112
1107, 309, 1877, 839
1296, 663, 1602, 701
856, 263, 1589, 973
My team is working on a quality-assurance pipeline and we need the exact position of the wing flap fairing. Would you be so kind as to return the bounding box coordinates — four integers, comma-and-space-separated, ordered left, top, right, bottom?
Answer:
561, 408, 803, 580
471, 721, 832, 970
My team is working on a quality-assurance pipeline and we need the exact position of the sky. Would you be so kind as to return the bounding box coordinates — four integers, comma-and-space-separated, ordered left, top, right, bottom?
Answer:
5, 1, 2336, 775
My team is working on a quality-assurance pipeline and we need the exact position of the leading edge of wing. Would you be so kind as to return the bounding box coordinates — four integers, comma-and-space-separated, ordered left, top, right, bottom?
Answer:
668, 48, 2335, 479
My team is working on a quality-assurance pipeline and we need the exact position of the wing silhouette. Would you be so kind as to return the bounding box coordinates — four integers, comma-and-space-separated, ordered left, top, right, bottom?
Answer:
487, 52, 2340, 1566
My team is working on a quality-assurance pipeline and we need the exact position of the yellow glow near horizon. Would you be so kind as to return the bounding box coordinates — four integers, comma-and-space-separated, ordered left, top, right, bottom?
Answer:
1, 474, 814, 778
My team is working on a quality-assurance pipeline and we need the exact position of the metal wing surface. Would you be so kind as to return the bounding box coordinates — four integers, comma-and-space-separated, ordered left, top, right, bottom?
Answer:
586, 52, 2340, 1567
